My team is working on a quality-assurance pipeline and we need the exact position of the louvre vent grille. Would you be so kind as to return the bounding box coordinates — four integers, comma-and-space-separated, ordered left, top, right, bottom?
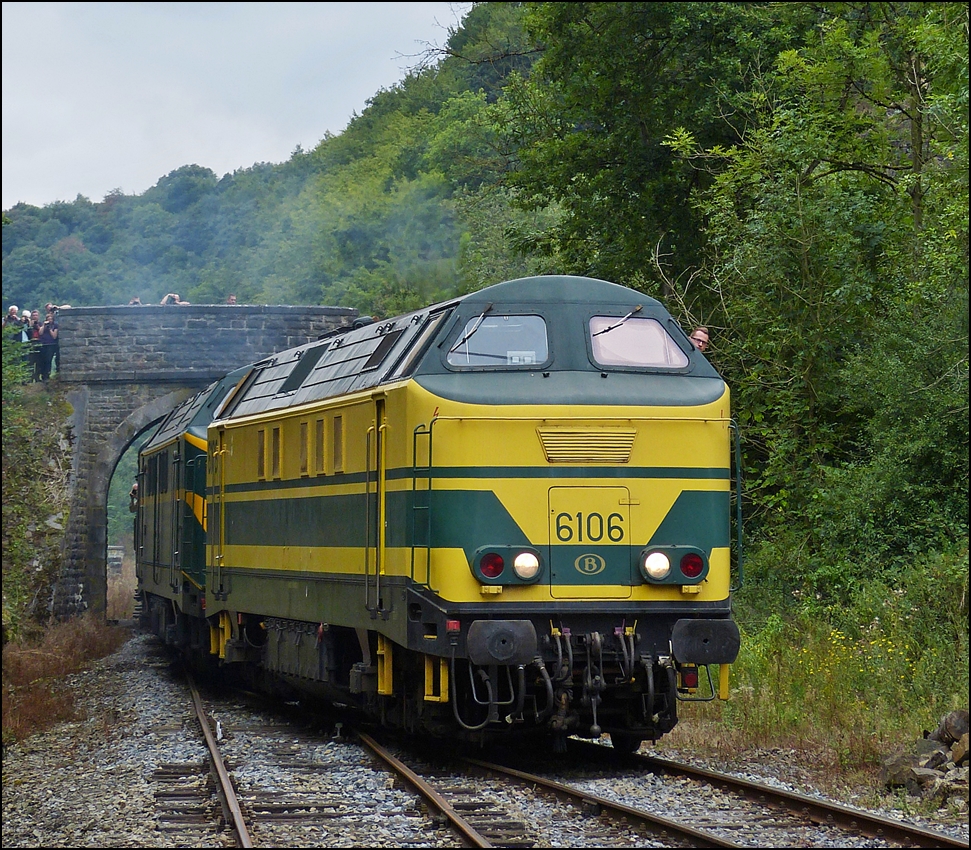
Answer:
537, 428, 636, 463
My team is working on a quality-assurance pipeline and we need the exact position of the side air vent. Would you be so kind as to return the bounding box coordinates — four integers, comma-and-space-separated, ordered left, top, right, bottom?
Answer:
537, 428, 636, 463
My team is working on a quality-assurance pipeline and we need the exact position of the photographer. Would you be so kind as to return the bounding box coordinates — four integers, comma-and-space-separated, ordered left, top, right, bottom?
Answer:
43, 303, 68, 375
25, 310, 42, 381
3, 304, 24, 331
36, 309, 58, 382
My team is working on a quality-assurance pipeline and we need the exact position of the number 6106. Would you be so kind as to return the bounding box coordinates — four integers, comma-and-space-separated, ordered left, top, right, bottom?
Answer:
555, 512, 624, 542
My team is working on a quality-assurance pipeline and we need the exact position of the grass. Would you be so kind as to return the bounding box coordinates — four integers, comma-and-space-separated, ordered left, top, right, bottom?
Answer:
106, 554, 137, 620
653, 547, 970, 820
1, 613, 130, 747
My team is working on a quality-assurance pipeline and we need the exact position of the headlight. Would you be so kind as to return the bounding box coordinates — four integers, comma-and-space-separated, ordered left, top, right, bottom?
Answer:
513, 551, 540, 580
642, 550, 671, 580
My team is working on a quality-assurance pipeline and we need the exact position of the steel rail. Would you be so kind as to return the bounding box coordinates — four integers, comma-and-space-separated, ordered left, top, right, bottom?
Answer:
356, 731, 494, 848
570, 740, 967, 850
185, 671, 254, 848
635, 751, 968, 850
461, 756, 740, 848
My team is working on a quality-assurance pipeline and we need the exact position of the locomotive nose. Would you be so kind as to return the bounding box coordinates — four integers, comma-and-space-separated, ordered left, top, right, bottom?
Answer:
467, 620, 538, 666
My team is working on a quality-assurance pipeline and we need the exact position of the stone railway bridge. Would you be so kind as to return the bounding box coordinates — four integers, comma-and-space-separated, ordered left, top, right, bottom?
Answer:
54, 303, 357, 618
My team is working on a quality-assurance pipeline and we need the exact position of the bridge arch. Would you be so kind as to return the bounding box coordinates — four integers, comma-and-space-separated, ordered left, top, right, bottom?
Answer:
90, 389, 199, 615
55, 304, 357, 617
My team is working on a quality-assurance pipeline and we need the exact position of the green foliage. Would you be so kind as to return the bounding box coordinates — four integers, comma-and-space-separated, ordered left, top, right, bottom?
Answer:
811, 287, 969, 567
1, 3, 542, 313
718, 546, 969, 754
497, 2, 815, 289
2, 333, 72, 639
662, 2, 969, 575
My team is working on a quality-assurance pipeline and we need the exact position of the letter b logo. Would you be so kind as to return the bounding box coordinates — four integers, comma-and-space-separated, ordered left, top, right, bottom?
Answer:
574, 554, 606, 575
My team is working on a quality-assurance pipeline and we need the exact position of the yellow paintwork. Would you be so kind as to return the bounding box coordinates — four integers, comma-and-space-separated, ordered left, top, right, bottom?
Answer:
207, 375, 732, 607
424, 655, 449, 702
179, 489, 206, 530
377, 633, 393, 695
211, 610, 232, 658
185, 432, 207, 452
719, 663, 731, 699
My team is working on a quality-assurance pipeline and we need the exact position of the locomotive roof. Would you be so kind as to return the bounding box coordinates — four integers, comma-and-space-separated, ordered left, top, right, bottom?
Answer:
141, 365, 251, 452
462, 275, 661, 307
214, 275, 719, 420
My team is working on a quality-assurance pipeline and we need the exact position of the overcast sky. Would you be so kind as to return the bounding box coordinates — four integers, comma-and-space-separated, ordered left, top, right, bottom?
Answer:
2, 2, 468, 211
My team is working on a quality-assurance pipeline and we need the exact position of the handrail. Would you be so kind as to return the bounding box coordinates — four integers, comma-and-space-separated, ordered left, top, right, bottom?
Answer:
364, 424, 376, 614
378, 420, 388, 595
729, 418, 744, 591
410, 424, 435, 590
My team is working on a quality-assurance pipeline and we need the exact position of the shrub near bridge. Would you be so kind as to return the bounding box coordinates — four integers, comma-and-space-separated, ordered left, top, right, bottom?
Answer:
1, 330, 73, 642
2, 614, 129, 746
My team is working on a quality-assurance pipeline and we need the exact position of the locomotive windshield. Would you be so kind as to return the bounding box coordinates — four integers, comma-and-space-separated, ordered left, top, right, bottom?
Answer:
446, 314, 548, 367
589, 315, 689, 368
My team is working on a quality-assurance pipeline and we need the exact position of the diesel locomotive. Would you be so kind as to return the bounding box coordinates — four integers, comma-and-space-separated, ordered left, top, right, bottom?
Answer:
135, 275, 741, 750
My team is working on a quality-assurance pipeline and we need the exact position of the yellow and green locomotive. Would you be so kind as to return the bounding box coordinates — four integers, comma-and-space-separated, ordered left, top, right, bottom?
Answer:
137, 275, 740, 750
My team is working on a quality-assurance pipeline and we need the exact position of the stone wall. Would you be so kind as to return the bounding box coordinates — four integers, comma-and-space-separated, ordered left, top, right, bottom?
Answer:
53, 304, 358, 616
58, 304, 356, 384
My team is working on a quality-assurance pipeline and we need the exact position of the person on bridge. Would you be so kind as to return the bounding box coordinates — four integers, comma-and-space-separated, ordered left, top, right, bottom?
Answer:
44, 303, 68, 374
36, 309, 59, 381
160, 293, 190, 305
25, 310, 42, 381
4, 305, 24, 331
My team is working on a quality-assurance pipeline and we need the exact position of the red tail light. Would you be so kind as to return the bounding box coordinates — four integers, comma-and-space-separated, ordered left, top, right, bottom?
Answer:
480, 553, 504, 578
681, 667, 699, 689
680, 552, 704, 578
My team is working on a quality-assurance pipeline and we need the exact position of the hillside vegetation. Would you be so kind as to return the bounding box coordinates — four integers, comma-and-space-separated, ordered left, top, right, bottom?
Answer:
3, 2, 967, 765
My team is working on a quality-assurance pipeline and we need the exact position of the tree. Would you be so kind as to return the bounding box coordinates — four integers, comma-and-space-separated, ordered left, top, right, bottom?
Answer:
663, 2, 968, 580
497, 2, 814, 289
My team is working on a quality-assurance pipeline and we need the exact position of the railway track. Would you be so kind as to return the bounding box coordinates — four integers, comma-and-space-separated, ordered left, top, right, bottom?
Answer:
176, 668, 461, 848
184, 671, 253, 847
360, 731, 968, 849
170, 662, 966, 848
482, 738, 969, 849
618, 746, 969, 849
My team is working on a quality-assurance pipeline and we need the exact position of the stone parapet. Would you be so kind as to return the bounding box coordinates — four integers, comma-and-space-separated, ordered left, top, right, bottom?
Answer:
57, 305, 355, 384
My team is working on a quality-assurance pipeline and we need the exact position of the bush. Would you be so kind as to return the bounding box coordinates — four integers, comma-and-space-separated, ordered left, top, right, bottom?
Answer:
687, 543, 970, 769
2, 614, 130, 746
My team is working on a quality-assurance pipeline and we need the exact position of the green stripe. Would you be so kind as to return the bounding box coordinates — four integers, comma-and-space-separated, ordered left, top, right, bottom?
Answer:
224, 489, 729, 561
646, 490, 730, 552
225, 489, 526, 554
219, 464, 728, 495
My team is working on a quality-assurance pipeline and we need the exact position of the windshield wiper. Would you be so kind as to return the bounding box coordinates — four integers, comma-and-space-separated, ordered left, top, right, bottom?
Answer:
448, 302, 493, 354
592, 304, 642, 336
